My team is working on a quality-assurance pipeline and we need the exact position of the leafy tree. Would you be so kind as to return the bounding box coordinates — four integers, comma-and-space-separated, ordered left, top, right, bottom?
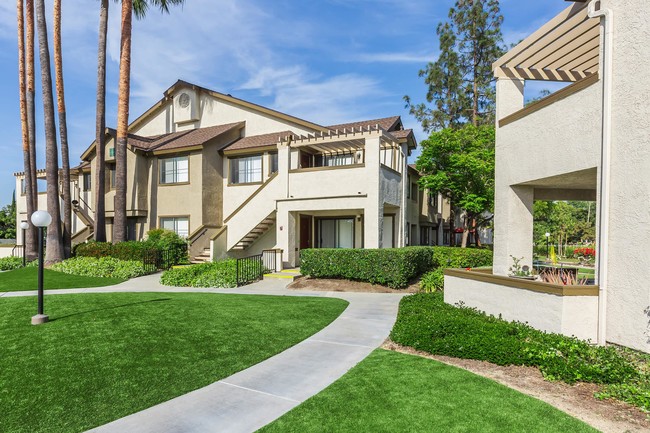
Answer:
0, 196, 17, 240
406, 0, 505, 131
416, 125, 495, 247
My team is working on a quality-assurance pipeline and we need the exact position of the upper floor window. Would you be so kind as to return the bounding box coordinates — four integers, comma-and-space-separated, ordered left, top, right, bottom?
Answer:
20, 178, 47, 195
269, 152, 278, 175
411, 183, 419, 201
230, 154, 262, 184
83, 173, 92, 191
300, 151, 357, 169
107, 163, 116, 189
159, 156, 189, 185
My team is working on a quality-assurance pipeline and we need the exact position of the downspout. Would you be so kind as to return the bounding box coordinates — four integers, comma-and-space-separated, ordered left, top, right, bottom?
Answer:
588, 0, 613, 346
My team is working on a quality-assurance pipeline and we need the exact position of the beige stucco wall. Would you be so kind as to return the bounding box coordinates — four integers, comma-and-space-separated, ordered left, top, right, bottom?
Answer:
445, 274, 598, 342
599, 0, 650, 352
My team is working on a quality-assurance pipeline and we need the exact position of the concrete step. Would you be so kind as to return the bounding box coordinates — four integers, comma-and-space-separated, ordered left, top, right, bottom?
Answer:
264, 268, 302, 281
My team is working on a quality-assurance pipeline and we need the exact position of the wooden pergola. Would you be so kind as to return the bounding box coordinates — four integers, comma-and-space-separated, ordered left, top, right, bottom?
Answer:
493, 3, 601, 82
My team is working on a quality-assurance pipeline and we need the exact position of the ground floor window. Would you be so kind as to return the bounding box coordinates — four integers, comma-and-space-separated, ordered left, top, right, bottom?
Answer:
317, 217, 354, 248
160, 216, 189, 238
420, 226, 429, 246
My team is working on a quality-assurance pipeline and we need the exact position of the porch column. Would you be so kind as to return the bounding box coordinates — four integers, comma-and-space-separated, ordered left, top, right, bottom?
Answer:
496, 77, 525, 120
493, 185, 534, 276
364, 136, 381, 248
276, 206, 296, 268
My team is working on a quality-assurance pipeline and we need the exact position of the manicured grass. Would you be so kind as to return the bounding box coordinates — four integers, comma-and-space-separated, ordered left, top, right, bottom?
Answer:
0, 293, 348, 433
0, 267, 126, 291
260, 349, 597, 433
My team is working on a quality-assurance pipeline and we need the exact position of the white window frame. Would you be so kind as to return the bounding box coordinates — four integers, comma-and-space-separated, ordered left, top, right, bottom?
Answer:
159, 156, 189, 185
160, 216, 190, 238
230, 154, 263, 184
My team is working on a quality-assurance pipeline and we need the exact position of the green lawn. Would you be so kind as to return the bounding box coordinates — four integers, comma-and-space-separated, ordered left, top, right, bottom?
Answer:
260, 349, 597, 433
0, 292, 348, 433
0, 267, 125, 291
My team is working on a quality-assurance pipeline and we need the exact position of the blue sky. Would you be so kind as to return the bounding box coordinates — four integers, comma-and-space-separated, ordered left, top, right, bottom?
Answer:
0, 0, 570, 204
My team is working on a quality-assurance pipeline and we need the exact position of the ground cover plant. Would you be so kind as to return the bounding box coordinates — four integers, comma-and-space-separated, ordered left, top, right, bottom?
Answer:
390, 293, 650, 412
52, 256, 147, 280
0, 267, 124, 292
160, 259, 259, 288
0, 292, 348, 433
259, 349, 596, 433
0, 256, 25, 271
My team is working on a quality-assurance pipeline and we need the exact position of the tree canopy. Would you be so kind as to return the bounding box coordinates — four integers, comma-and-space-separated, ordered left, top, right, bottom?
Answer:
0, 196, 17, 240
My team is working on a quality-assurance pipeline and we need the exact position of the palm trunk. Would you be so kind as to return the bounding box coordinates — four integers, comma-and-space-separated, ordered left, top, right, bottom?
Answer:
449, 204, 456, 246
53, 0, 71, 258
25, 0, 38, 260
461, 212, 469, 248
94, 0, 108, 242
35, 0, 64, 264
113, 0, 133, 244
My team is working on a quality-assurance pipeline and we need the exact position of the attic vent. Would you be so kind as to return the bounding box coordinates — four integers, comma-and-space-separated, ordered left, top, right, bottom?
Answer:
178, 93, 190, 108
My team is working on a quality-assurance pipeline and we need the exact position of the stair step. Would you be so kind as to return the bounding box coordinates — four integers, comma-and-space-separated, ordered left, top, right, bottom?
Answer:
264, 272, 301, 281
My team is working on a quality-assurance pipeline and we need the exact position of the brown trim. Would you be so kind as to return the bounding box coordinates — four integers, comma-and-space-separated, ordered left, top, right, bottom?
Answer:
210, 225, 228, 241
499, 73, 599, 127
276, 194, 367, 203
223, 145, 278, 156
444, 268, 599, 296
224, 173, 277, 224
289, 163, 365, 173
153, 145, 202, 156
188, 224, 220, 240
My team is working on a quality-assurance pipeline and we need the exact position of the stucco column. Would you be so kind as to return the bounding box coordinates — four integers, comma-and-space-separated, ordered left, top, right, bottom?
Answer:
276, 205, 296, 267
277, 141, 290, 198
364, 136, 382, 248
398, 143, 408, 248
493, 185, 534, 276
496, 77, 525, 120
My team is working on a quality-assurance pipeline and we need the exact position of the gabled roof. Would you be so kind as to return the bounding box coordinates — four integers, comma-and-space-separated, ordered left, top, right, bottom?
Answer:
327, 116, 401, 132
225, 130, 293, 152
493, 3, 599, 82
123, 122, 243, 153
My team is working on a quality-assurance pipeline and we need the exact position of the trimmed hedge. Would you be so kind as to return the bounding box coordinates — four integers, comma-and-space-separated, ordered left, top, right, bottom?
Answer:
421, 247, 493, 292
300, 247, 434, 289
160, 260, 242, 288
390, 293, 640, 387
300, 246, 493, 290
74, 229, 188, 268
51, 257, 147, 280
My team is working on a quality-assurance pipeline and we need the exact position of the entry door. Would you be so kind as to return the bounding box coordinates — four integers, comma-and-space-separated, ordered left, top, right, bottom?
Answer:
300, 215, 312, 250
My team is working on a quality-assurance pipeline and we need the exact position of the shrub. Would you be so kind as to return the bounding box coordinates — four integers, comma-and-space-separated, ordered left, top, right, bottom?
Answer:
160, 260, 240, 288
0, 257, 26, 271
74, 229, 188, 268
420, 247, 493, 292
390, 293, 639, 387
51, 257, 147, 280
300, 247, 434, 289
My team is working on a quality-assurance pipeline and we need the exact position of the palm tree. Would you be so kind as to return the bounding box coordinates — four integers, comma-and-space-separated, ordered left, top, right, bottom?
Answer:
94, 0, 109, 242
53, 0, 72, 258
112, 0, 185, 243
25, 0, 38, 260
16, 0, 37, 260
34, 0, 64, 264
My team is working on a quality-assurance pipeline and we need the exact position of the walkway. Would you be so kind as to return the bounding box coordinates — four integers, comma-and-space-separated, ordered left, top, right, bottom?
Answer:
2, 274, 406, 433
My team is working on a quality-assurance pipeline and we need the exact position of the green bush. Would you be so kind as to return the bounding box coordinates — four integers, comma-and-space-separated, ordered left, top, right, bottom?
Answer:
420, 247, 493, 292
0, 257, 26, 271
74, 229, 188, 268
160, 260, 243, 288
391, 293, 639, 387
51, 257, 147, 280
300, 247, 434, 289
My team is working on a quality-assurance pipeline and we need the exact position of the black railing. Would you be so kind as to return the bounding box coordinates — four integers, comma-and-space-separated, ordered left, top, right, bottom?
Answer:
262, 249, 277, 273
236, 254, 264, 286
142, 245, 189, 274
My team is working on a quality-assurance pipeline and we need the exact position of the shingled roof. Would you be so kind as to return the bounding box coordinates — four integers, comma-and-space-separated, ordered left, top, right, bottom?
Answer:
225, 130, 293, 152
327, 116, 401, 132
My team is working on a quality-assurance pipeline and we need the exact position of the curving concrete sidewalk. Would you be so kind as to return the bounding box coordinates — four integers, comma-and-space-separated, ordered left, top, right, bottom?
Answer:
1, 274, 406, 433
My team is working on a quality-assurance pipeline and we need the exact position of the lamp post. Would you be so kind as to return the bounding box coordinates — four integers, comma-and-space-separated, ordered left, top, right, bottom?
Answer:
30, 210, 51, 325
19, 221, 29, 267
545, 232, 551, 261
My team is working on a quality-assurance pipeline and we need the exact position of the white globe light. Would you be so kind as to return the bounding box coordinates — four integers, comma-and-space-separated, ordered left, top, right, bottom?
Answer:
20, 221, 30, 230
31, 210, 52, 228
545, 232, 550, 237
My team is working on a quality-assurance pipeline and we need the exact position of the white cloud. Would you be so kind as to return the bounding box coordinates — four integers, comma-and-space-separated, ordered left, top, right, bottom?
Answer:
353, 51, 437, 64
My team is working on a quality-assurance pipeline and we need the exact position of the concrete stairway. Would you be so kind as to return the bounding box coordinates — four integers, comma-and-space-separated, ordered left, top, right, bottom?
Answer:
264, 268, 302, 282
231, 215, 276, 251
191, 248, 211, 264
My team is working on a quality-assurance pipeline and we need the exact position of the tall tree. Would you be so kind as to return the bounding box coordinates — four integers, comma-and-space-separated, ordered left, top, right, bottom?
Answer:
112, 0, 185, 243
94, 0, 109, 242
406, 0, 504, 129
16, 0, 37, 259
34, 0, 65, 264
53, 0, 72, 258
416, 125, 495, 248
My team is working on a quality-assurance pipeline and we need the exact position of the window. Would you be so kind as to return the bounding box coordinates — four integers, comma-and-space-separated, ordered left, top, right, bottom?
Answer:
109, 147, 115, 158
411, 224, 418, 246
411, 183, 419, 201
159, 156, 189, 184
230, 155, 262, 184
108, 163, 116, 189
420, 227, 429, 246
160, 217, 189, 238
269, 152, 278, 175
406, 175, 411, 199
20, 178, 47, 195
83, 173, 92, 191
318, 153, 355, 167
317, 218, 354, 249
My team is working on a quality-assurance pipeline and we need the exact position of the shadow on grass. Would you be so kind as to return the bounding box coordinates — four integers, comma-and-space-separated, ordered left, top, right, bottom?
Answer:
50, 298, 173, 322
